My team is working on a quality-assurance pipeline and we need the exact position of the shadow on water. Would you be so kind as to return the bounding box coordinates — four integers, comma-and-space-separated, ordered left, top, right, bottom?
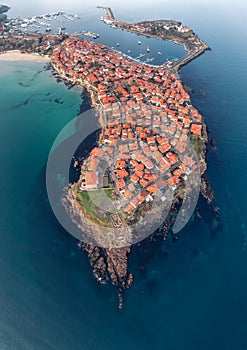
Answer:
69, 128, 100, 183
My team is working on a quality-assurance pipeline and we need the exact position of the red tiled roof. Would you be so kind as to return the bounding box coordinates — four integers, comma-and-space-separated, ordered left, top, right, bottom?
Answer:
117, 169, 128, 178
130, 173, 139, 183
85, 171, 98, 186
147, 183, 159, 194
167, 176, 180, 186
191, 123, 202, 136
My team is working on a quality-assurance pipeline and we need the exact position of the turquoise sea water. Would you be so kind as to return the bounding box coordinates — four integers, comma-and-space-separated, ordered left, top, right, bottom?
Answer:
1, 1, 247, 349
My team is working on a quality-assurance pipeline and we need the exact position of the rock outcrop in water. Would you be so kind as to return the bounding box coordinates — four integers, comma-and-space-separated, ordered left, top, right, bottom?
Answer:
78, 242, 133, 308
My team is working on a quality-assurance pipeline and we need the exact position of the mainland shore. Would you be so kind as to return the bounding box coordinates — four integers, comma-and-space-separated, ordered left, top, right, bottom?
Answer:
0, 50, 50, 62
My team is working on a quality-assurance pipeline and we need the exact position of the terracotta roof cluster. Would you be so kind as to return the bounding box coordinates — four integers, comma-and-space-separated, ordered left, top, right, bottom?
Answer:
52, 37, 203, 214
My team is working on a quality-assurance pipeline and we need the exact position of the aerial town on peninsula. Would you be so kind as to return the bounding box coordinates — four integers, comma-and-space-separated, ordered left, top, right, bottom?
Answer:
0, 4, 217, 308
52, 36, 206, 239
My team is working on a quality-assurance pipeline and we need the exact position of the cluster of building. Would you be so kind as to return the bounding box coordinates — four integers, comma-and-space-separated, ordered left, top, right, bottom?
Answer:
0, 27, 63, 54
52, 37, 203, 216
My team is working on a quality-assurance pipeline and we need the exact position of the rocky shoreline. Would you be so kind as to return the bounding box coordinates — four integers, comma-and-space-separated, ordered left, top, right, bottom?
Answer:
70, 119, 219, 308
77, 242, 133, 309
53, 68, 219, 310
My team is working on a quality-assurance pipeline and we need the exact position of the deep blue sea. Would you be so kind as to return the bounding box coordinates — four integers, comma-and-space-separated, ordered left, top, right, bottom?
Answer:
1, 1, 247, 349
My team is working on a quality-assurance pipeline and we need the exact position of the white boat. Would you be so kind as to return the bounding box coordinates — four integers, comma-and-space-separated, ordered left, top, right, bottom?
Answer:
138, 40, 141, 45
117, 42, 119, 46
157, 51, 162, 55
146, 46, 150, 53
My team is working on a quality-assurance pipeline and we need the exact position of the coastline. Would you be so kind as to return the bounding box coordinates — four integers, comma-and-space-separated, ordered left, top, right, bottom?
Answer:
0, 50, 50, 62
1, 4, 245, 346
50, 36, 218, 308
14, 12, 215, 306
50, 60, 106, 129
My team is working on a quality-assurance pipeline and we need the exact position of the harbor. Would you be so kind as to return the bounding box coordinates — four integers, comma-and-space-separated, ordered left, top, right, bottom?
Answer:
1, 5, 193, 68
97, 6, 210, 72
5, 11, 81, 35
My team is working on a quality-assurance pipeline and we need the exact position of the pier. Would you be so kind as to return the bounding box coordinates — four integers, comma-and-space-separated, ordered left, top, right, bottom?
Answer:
97, 6, 115, 19
169, 42, 210, 72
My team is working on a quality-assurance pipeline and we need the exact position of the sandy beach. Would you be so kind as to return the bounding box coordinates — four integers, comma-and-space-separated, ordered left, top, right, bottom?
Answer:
0, 50, 50, 62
